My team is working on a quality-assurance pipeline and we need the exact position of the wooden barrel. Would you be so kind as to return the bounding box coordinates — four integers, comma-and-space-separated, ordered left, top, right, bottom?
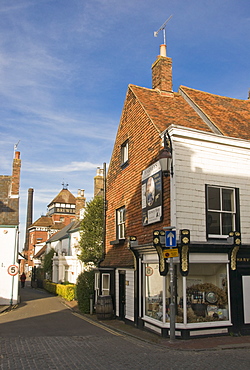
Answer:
96, 295, 114, 320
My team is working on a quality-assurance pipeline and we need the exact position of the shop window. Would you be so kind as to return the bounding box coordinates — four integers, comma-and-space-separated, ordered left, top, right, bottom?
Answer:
116, 206, 125, 240
144, 260, 229, 326
102, 274, 110, 295
184, 263, 228, 323
121, 140, 129, 166
206, 185, 238, 238
145, 263, 163, 321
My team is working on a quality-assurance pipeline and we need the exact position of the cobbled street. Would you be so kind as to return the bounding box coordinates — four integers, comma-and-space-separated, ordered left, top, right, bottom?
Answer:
1, 283, 250, 370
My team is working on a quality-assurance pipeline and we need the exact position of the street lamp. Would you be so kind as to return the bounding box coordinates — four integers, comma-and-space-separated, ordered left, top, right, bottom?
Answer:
158, 132, 173, 177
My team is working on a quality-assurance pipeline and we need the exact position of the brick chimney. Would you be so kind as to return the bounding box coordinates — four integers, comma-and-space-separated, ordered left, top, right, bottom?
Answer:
11, 151, 21, 197
94, 167, 104, 197
75, 189, 86, 219
152, 44, 173, 92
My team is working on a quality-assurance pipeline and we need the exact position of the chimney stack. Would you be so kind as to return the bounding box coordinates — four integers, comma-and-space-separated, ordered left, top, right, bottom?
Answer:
11, 151, 21, 197
75, 189, 86, 219
152, 45, 173, 92
24, 188, 34, 251
94, 167, 104, 197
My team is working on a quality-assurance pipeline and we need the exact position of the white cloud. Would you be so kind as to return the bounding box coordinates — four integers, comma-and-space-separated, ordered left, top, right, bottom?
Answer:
23, 160, 100, 173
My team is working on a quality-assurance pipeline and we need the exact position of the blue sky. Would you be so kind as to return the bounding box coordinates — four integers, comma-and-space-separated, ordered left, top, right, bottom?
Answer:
0, 0, 249, 250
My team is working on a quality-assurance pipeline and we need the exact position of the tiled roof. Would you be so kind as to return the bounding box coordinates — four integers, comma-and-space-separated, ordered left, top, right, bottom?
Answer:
29, 215, 65, 230
180, 86, 250, 140
130, 85, 213, 134
100, 244, 134, 268
48, 188, 76, 207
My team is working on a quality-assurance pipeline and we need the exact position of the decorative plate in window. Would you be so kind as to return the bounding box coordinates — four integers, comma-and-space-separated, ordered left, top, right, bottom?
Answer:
205, 292, 217, 304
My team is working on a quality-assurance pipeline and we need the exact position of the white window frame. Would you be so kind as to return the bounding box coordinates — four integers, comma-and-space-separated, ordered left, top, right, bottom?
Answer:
207, 185, 236, 238
121, 140, 129, 165
102, 274, 110, 296
95, 272, 100, 302
116, 206, 125, 240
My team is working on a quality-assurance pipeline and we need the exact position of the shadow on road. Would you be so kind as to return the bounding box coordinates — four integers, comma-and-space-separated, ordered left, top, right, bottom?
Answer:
0, 284, 111, 338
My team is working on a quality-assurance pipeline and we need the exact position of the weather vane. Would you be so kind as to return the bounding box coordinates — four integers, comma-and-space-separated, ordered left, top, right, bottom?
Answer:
62, 181, 69, 189
13, 140, 20, 158
154, 15, 173, 45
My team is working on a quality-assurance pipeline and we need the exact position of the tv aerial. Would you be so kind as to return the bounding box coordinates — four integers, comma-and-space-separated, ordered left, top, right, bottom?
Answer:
154, 15, 173, 45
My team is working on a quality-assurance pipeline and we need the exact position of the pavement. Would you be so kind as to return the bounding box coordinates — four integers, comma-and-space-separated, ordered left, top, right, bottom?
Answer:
63, 299, 250, 351
1, 291, 250, 352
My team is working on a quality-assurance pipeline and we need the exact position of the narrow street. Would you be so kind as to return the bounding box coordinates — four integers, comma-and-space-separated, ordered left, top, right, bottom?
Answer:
0, 283, 250, 370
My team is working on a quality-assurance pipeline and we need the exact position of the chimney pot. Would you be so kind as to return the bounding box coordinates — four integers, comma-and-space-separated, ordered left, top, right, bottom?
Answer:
160, 44, 167, 57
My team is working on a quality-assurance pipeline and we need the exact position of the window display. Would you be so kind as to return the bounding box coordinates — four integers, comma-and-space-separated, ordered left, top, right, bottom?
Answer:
144, 260, 229, 325
180, 263, 228, 323
145, 263, 163, 321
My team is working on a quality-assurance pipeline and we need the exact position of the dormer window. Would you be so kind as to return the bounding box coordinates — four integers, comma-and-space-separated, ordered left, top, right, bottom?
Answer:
121, 140, 129, 167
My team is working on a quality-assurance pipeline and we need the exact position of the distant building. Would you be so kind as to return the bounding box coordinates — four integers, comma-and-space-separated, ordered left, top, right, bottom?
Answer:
0, 151, 21, 305
23, 186, 85, 273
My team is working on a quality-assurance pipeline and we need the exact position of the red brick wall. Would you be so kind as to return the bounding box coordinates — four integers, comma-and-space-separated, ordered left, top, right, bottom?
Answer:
104, 87, 171, 266
51, 214, 75, 225
11, 152, 21, 196
152, 56, 172, 92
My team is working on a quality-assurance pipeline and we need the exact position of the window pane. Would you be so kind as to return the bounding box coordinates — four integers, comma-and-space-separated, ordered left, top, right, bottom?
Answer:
208, 187, 220, 210
207, 212, 220, 235
186, 263, 228, 323
121, 141, 128, 164
145, 263, 163, 321
222, 213, 234, 235
117, 207, 125, 239
222, 189, 233, 212
102, 274, 110, 290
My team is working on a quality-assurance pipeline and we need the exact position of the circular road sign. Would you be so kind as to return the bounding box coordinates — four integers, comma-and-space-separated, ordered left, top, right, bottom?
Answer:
7, 265, 19, 276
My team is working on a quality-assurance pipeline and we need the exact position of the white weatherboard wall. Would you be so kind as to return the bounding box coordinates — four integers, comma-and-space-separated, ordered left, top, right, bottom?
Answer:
0, 226, 19, 305
115, 269, 134, 321
169, 126, 250, 244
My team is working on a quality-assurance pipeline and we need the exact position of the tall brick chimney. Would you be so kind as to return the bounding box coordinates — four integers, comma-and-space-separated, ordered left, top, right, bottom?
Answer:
24, 188, 34, 251
11, 151, 21, 197
152, 44, 173, 92
94, 167, 104, 197
75, 189, 86, 219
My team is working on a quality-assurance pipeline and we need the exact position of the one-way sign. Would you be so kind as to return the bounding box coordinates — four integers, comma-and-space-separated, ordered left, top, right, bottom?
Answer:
165, 230, 176, 247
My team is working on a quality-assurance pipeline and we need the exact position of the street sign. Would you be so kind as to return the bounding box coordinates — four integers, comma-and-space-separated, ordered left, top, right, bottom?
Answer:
163, 248, 179, 258
165, 230, 176, 247
7, 265, 19, 276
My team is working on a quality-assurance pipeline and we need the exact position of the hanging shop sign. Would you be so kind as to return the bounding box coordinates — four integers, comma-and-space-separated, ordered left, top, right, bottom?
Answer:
142, 161, 162, 226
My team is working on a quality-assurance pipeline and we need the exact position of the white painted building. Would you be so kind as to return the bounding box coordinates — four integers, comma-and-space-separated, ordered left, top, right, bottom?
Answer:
47, 220, 84, 284
0, 152, 21, 305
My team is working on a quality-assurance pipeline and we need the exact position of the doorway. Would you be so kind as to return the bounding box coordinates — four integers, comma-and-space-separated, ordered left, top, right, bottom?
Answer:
119, 271, 126, 320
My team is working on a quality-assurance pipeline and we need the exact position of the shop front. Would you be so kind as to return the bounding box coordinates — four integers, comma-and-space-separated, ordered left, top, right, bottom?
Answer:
139, 252, 231, 339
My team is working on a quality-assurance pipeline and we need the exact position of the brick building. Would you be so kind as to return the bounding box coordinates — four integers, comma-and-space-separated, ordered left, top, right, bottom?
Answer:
97, 44, 250, 338
23, 186, 85, 273
0, 151, 21, 305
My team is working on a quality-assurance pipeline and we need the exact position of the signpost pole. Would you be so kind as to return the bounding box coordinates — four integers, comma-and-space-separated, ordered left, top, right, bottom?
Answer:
169, 256, 175, 342
165, 228, 176, 342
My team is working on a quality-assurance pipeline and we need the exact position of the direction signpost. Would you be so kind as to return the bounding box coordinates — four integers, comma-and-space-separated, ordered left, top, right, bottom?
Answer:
165, 229, 176, 342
